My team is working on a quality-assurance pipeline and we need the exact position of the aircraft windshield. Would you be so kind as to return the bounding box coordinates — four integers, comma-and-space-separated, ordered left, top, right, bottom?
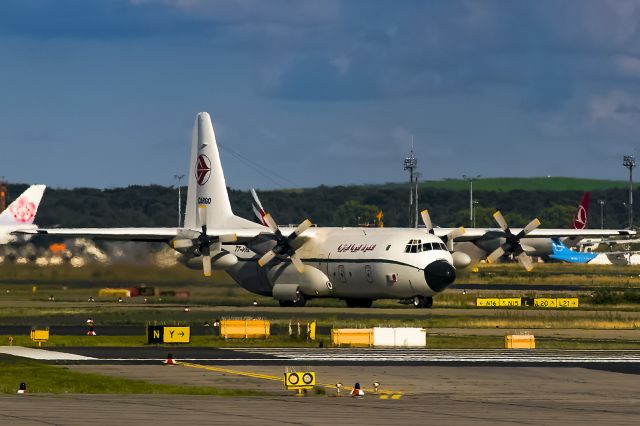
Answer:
404, 240, 447, 253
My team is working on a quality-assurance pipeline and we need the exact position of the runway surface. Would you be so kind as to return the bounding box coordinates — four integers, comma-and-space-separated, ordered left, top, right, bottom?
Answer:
3, 363, 640, 425
4, 346, 639, 372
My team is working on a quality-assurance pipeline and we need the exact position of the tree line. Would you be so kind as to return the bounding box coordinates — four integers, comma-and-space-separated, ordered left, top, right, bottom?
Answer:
5, 183, 637, 230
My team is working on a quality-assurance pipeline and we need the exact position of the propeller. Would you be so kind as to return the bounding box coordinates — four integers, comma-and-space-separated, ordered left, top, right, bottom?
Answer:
257, 213, 312, 273
486, 211, 541, 271
250, 188, 267, 226
420, 209, 465, 251
421, 210, 434, 234
172, 205, 237, 277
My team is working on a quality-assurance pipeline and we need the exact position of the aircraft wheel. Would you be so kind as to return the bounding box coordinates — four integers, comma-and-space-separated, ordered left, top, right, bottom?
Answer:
279, 300, 294, 307
293, 293, 307, 307
345, 298, 373, 308
412, 296, 433, 309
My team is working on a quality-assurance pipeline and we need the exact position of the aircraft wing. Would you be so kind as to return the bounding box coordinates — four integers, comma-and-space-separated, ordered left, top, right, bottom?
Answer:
16, 227, 265, 242
433, 228, 635, 242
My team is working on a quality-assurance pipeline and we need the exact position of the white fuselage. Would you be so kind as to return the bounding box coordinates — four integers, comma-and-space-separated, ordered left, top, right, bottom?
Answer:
219, 227, 455, 300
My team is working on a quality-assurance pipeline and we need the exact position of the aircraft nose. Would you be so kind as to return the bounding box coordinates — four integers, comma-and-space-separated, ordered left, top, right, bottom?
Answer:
424, 260, 456, 292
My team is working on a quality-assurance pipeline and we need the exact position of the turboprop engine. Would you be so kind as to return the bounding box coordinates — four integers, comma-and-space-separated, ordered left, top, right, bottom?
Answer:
267, 263, 333, 307
420, 209, 471, 268
182, 252, 238, 271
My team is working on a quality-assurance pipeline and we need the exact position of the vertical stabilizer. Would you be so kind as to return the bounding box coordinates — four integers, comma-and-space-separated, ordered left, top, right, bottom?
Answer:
183, 112, 260, 229
572, 192, 590, 230
0, 185, 46, 226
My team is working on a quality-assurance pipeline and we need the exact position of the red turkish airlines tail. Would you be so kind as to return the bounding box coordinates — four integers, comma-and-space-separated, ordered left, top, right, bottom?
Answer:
572, 192, 590, 230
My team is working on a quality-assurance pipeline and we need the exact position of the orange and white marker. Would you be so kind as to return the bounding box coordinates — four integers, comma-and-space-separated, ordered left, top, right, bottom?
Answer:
163, 353, 175, 365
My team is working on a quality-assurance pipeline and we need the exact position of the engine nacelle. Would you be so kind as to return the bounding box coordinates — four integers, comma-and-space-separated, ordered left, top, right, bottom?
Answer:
268, 264, 333, 299
451, 251, 471, 269
183, 252, 238, 271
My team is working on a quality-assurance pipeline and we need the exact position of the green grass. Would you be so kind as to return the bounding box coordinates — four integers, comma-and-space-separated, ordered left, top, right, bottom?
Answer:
0, 355, 266, 395
1, 335, 324, 348
420, 177, 628, 191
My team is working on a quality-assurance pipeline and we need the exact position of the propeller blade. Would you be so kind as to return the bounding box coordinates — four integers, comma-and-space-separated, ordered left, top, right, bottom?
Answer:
257, 250, 277, 268
486, 246, 505, 264
252, 204, 266, 225
290, 253, 305, 273
210, 241, 221, 255
202, 255, 212, 277
290, 219, 312, 240
250, 188, 265, 212
263, 213, 279, 233
172, 239, 193, 249
218, 233, 237, 243
445, 227, 465, 251
198, 205, 207, 228
421, 210, 433, 233
493, 211, 509, 231
516, 252, 534, 272
522, 218, 541, 235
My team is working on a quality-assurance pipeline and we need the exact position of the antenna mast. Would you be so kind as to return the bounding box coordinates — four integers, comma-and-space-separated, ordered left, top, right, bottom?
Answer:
403, 140, 418, 228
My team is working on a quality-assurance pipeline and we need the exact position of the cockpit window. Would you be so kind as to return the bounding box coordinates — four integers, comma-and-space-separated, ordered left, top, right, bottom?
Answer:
404, 239, 421, 253
406, 239, 448, 253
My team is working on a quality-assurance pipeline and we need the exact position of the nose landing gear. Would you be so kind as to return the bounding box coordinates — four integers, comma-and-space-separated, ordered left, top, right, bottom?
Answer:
412, 295, 433, 309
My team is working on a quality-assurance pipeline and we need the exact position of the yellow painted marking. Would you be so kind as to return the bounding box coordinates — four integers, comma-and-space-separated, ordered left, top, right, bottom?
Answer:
177, 362, 283, 382
177, 361, 404, 398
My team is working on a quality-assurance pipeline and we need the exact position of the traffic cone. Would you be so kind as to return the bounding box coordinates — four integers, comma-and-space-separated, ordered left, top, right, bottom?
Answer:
351, 382, 364, 397
163, 353, 175, 365
17, 383, 26, 394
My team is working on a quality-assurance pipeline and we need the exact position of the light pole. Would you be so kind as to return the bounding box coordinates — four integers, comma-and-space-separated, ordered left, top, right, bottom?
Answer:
174, 174, 185, 227
463, 175, 481, 227
598, 199, 605, 230
472, 199, 479, 228
623, 155, 635, 229
404, 146, 418, 228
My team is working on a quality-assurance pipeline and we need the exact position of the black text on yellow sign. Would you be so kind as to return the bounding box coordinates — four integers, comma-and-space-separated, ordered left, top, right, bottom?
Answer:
164, 326, 190, 343
147, 325, 191, 344
284, 372, 316, 390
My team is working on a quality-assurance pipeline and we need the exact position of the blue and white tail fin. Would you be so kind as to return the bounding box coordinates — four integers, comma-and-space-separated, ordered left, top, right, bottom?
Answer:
0, 185, 46, 226
549, 237, 597, 263
184, 112, 262, 230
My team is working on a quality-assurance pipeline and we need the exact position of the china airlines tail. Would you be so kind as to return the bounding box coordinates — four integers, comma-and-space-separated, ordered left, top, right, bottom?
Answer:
0, 185, 46, 226
571, 192, 590, 230
183, 112, 261, 230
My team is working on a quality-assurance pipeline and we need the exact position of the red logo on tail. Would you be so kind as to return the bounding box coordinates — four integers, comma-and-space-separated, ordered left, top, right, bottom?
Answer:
196, 154, 211, 185
572, 192, 590, 230
9, 197, 36, 223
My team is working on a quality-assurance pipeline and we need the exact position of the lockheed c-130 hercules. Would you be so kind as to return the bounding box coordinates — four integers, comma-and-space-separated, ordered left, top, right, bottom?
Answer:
22, 113, 634, 308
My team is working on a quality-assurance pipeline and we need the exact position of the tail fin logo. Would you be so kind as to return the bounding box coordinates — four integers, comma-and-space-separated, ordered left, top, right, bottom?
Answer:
575, 205, 587, 229
196, 154, 211, 185
8, 197, 36, 223
572, 192, 590, 230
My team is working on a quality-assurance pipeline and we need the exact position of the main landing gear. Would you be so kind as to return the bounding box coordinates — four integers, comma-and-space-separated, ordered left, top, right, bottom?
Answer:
345, 298, 373, 308
278, 293, 307, 307
412, 296, 433, 309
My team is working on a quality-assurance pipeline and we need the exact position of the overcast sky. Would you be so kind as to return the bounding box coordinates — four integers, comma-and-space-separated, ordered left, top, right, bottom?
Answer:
2, 0, 640, 189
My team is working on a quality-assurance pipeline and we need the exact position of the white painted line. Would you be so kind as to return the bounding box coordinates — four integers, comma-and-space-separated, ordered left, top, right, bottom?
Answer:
0, 346, 96, 360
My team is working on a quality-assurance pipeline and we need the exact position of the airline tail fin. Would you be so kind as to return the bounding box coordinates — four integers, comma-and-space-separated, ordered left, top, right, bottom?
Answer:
183, 112, 262, 230
0, 185, 46, 226
572, 192, 590, 229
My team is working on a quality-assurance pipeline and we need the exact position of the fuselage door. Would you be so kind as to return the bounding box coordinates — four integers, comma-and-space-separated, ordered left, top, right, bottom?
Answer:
338, 265, 347, 283
365, 265, 373, 283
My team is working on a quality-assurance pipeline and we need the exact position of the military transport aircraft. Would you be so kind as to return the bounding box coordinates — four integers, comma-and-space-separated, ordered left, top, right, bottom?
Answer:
0, 185, 46, 244
20, 113, 634, 308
